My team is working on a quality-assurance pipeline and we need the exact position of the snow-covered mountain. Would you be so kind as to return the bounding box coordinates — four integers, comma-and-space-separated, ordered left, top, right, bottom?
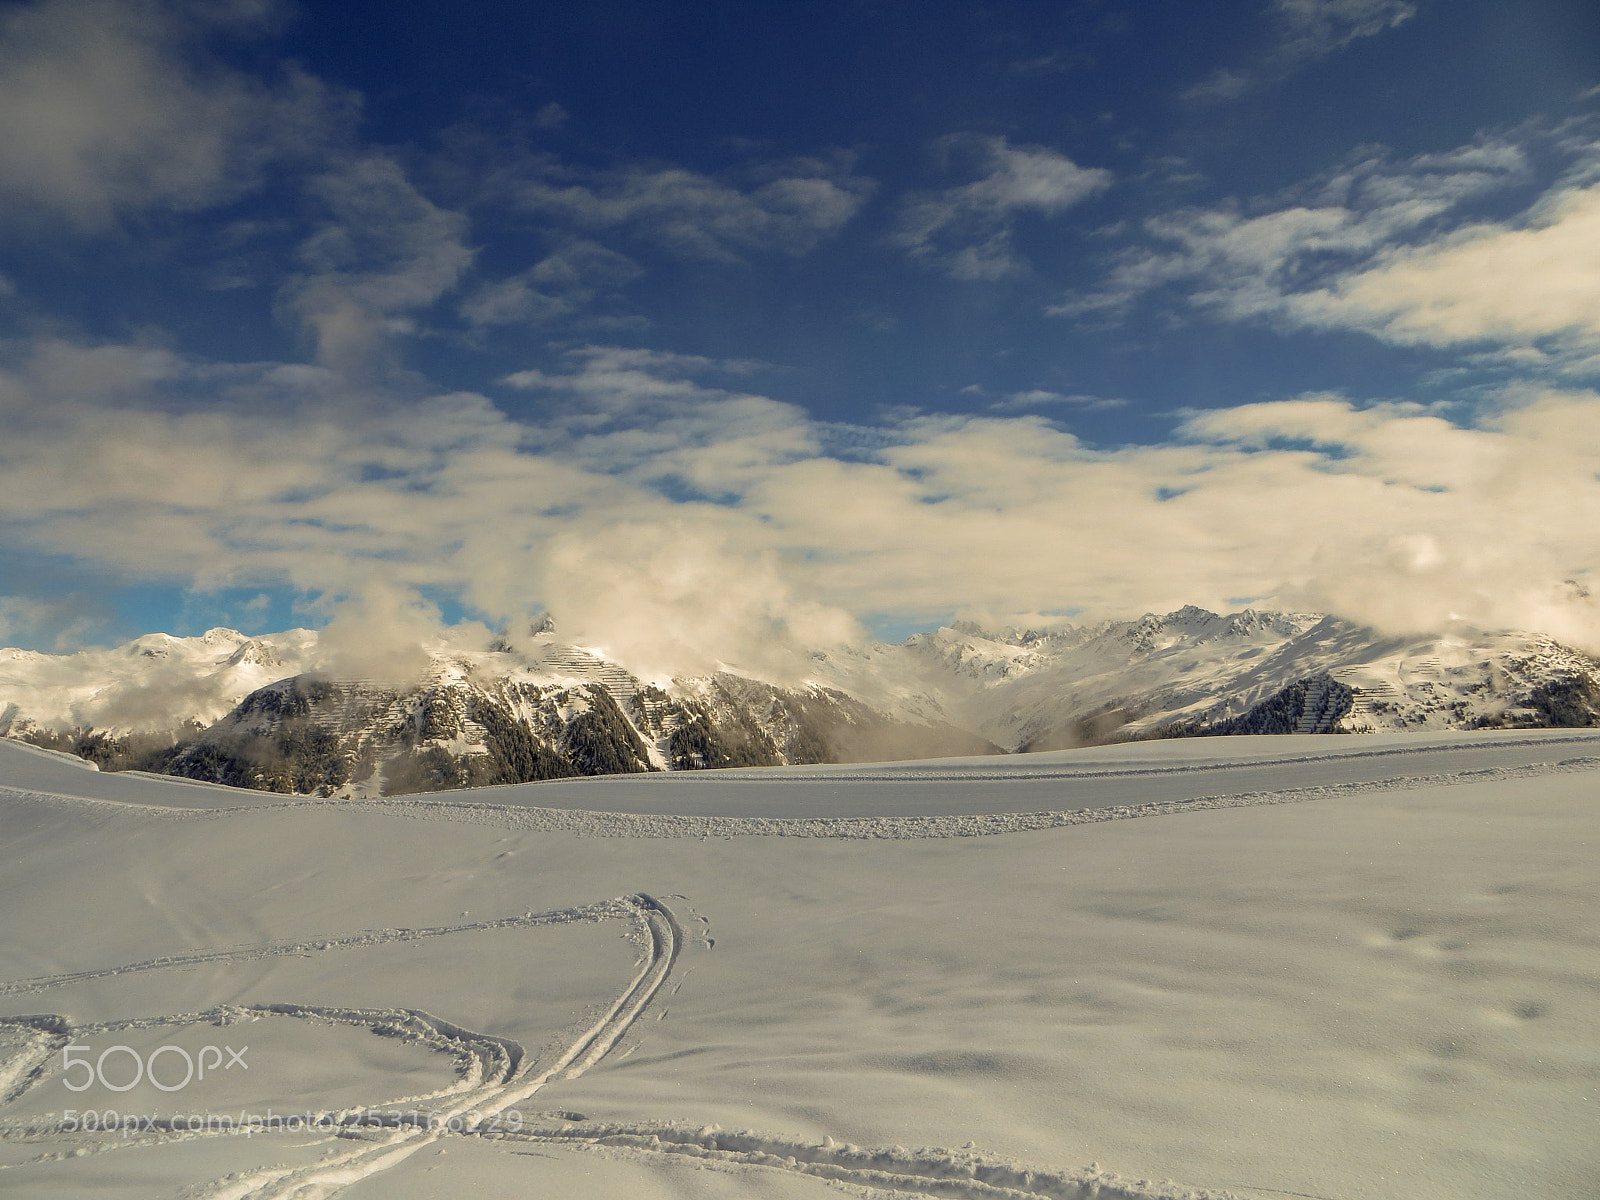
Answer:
808, 605, 1600, 748
0, 626, 321, 736
0, 624, 996, 796
3, 606, 1598, 796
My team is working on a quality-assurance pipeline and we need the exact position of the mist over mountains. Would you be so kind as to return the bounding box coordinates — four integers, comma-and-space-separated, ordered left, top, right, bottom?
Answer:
4, 606, 1599, 797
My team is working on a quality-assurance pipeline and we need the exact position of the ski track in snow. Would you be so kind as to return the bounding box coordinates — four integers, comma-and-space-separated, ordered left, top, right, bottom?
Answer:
0, 895, 681, 1198
0, 894, 1240, 1200
0, 901, 631, 1000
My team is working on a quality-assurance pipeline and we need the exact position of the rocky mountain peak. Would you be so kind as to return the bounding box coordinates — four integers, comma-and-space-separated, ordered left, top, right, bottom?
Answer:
222, 639, 284, 668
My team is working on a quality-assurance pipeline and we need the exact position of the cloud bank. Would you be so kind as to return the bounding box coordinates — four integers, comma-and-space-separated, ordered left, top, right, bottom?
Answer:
3, 339, 1598, 673
2, 0, 1597, 679
1063, 123, 1600, 373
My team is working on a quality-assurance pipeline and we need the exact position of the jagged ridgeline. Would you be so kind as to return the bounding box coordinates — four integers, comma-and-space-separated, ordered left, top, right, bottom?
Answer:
31, 660, 1002, 798
149, 675, 665, 797
9, 605, 1600, 796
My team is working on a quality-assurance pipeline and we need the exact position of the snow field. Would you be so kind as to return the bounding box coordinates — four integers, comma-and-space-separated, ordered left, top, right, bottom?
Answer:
0, 732, 1596, 1198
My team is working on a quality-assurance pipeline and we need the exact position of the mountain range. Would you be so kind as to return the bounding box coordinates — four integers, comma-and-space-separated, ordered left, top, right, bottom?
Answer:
4, 606, 1598, 797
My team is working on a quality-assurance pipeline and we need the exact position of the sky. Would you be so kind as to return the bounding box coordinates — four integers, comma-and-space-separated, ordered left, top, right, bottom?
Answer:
2, 0, 1600, 674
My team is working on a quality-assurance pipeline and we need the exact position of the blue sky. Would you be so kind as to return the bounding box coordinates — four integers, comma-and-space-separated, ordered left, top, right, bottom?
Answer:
2, 0, 1600, 670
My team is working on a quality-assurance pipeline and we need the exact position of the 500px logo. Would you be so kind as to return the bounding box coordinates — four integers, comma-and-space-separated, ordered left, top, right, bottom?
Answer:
62, 1044, 248, 1093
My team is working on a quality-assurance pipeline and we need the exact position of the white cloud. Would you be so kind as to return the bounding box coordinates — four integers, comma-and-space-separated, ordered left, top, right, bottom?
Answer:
1058, 129, 1600, 366
315, 582, 491, 682
1185, 0, 1417, 102
537, 523, 862, 681
506, 155, 873, 262
533, 101, 569, 130
4, 338, 1600, 668
501, 347, 818, 494
1271, 0, 1417, 60
0, 0, 347, 228
282, 157, 475, 370
0, 595, 54, 645
459, 239, 641, 328
894, 137, 1112, 280
1183, 68, 1257, 105
990, 390, 1126, 413
1290, 181, 1600, 348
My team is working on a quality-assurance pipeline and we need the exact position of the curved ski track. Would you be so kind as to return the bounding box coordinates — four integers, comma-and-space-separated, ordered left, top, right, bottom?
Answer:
0, 893, 1236, 1200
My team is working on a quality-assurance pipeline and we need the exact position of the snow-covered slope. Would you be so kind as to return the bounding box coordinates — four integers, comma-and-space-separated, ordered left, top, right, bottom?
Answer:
2, 731, 1597, 1199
